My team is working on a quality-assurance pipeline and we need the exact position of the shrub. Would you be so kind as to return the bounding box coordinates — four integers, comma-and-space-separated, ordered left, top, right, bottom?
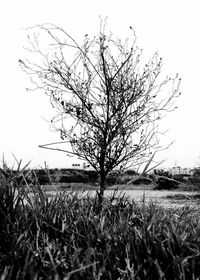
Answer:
59, 174, 89, 183
59, 175, 70, 183
106, 171, 120, 185
131, 177, 153, 185
188, 176, 200, 188
155, 176, 179, 190
124, 169, 139, 176
173, 174, 189, 183
106, 171, 140, 185
35, 169, 46, 176
86, 170, 98, 183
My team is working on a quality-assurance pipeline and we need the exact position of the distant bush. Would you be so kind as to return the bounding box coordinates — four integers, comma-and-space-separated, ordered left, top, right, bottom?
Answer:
59, 174, 89, 183
35, 169, 47, 176
33, 168, 96, 184
193, 168, 200, 177
188, 176, 200, 188
106, 172, 119, 185
173, 174, 190, 183
86, 170, 98, 182
37, 175, 50, 185
124, 169, 139, 176
154, 169, 172, 178
118, 175, 135, 185
132, 177, 153, 185
155, 177, 179, 190
106, 170, 142, 185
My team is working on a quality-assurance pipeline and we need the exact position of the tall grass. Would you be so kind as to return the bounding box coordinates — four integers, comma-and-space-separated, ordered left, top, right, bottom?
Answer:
1, 164, 200, 279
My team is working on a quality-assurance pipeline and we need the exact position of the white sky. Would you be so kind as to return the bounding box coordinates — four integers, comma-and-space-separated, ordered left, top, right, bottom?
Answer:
0, 0, 199, 169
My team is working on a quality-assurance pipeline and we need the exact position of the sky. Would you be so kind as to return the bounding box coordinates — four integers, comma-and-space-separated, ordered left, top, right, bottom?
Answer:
0, 0, 200, 169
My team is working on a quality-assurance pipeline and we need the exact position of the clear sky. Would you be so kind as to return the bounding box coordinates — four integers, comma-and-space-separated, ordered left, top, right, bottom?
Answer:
0, 0, 199, 169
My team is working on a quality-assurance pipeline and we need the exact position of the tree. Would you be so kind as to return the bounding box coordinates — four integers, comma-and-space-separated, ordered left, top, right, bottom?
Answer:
19, 23, 181, 204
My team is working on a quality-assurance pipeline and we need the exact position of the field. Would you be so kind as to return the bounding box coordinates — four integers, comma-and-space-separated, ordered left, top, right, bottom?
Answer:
40, 178, 200, 209
1, 167, 200, 279
43, 188, 200, 209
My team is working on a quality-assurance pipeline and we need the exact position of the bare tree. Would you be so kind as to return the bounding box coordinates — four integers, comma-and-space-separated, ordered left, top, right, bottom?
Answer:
19, 23, 181, 204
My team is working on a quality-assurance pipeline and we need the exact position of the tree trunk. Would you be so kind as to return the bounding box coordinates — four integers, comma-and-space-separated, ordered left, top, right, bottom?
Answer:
96, 172, 106, 212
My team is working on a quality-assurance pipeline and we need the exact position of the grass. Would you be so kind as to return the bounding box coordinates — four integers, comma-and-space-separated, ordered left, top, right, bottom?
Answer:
165, 193, 200, 203
1, 165, 200, 279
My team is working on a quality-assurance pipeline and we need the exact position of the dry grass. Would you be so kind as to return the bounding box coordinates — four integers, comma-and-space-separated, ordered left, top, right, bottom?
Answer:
1, 164, 200, 279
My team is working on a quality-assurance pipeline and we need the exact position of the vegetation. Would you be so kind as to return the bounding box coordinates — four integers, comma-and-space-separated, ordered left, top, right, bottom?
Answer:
19, 22, 181, 203
1, 165, 200, 279
4, 167, 142, 187
154, 176, 179, 190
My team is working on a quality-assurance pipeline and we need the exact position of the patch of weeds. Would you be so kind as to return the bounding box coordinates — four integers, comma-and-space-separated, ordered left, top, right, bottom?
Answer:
164, 194, 192, 200
1, 163, 200, 279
